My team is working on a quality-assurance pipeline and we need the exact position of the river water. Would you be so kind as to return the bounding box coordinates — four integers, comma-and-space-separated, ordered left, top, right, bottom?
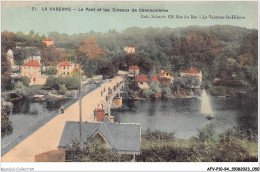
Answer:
112, 97, 258, 139
1, 98, 72, 149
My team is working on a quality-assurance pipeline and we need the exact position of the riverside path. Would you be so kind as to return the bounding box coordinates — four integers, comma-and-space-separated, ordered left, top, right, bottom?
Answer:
1, 76, 124, 162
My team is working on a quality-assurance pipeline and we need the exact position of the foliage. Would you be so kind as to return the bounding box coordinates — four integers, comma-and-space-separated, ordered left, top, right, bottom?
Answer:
198, 124, 219, 142
13, 47, 37, 66
137, 125, 257, 162
75, 37, 106, 59
1, 100, 13, 137
20, 76, 30, 86
58, 84, 68, 95
15, 30, 46, 47
42, 66, 57, 75
14, 81, 27, 96
161, 87, 173, 98
66, 138, 131, 162
141, 88, 152, 98
40, 45, 66, 66
45, 76, 80, 90
2, 32, 16, 91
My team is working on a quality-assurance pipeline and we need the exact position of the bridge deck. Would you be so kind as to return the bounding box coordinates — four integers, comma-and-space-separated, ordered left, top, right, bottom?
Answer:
1, 76, 124, 162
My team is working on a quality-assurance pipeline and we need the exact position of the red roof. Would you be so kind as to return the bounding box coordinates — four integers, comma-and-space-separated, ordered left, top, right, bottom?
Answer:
128, 45, 135, 48
58, 61, 72, 67
158, 70, 173, 77
180, 68, 200, 74
129, 65, 140, 70
135, 75, 159, 82
74, 64, 81, 68
43, 39, 53, 42
22, 60, 41, 67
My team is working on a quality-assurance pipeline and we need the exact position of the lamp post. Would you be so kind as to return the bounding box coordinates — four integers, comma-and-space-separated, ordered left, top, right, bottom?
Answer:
79, 66, 83, 150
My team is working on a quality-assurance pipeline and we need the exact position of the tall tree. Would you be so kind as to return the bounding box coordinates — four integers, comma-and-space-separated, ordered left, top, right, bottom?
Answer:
1, 32, 16, 91
75, 37, 106, 59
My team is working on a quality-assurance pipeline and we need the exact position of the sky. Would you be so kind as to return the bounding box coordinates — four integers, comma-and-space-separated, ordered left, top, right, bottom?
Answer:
1, 1, 258, 35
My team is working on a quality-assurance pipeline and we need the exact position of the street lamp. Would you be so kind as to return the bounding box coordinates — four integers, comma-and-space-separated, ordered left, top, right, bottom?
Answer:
78, 66, 83, 151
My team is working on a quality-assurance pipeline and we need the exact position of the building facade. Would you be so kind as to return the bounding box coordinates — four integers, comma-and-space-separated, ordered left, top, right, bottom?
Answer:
21, 60, 46, 85
129, 65, 140, 75
180, 68, 202, 82
124, 45, 135, 54
57, 61, 80, 77
42, 39, 54, 47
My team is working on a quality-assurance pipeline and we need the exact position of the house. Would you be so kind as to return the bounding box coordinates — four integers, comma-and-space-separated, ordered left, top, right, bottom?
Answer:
124, 45, 135, 54
21, 60, 46, 85
135, 75, 159, 89
24, 50, 41, 64
42, 39, 54, 47
157, 70, 174, 86
180, 68, 202, 82
57, 61, 80, 77
129, 65, 140, 75
58, 116, 141, 156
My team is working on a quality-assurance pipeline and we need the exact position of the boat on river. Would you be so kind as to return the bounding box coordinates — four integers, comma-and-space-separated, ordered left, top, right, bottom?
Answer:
33, 95, 46, 101
47, 93, 66, 100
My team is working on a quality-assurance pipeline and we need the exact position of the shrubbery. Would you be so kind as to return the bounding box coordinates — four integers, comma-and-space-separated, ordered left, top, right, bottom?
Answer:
45, 76, 80, 91
65, 125, 258, 162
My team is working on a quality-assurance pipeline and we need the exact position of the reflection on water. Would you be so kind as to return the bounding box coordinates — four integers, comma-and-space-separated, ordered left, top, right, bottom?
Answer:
201, 89, 213, 117
112, 97, 258, 139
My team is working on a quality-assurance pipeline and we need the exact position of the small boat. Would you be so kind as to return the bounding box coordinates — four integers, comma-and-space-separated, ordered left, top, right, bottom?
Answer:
47, 93, 66, 100
226, 94, 231, 97
33, 95, 46, 101
206, 115, 214, 120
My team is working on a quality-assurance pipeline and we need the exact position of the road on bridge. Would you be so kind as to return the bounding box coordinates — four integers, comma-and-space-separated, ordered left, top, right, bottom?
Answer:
1, 76, 124, 162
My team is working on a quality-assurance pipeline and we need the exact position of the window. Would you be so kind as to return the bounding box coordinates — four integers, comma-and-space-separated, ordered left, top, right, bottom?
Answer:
64, 66, 65, 69
63, 72, 65, 75
67, 72, 69, 75
67, 66, 69, 69
140, 82, 143, 85
166, 73, 168, 76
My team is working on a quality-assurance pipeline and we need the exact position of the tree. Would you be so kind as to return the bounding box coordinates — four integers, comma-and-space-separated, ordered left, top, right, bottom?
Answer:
75, 37, 106, 59
14, 81, 27, 96
13, 47, 37, 66
1, 100, 13, 137
2, 31, 16, 91
40, 45, 66, 66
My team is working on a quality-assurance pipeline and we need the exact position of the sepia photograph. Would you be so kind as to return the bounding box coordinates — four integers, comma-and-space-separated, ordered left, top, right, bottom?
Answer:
1, 0, 259, 171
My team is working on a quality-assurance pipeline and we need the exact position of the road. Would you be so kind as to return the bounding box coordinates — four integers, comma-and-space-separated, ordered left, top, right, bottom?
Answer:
1, 76, 123, 162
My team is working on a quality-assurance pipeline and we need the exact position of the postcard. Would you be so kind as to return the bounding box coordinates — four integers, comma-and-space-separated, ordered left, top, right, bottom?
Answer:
1, 1, 259, 171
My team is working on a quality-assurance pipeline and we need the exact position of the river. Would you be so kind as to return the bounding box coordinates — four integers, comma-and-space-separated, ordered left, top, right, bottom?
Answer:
112, 97, 258, 139
1, 98, 72, 150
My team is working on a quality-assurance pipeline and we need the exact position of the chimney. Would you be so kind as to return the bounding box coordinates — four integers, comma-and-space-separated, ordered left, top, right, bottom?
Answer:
96, 109, 106, 122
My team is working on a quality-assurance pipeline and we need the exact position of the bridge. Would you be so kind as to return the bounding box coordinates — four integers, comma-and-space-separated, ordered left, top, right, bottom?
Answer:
1, 76, 125, 162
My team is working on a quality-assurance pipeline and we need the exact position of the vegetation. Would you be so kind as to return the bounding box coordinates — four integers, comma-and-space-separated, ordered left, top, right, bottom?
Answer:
65, 125, 257, 162
2, 31, 16, 91
66, 137, 131, 162
1, 100, 13, 137
45, 76, 80, 93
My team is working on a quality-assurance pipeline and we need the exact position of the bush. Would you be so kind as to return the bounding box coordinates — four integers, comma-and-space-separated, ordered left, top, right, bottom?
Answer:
14, 81, 27, 96
42, 66, 57, 75
141, 88, 152, 98
161, 87, 173, 98
59, 84, 68, 95
20, 76, 30, 86
1, 100, 13, 137
45, 76, 80, 90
